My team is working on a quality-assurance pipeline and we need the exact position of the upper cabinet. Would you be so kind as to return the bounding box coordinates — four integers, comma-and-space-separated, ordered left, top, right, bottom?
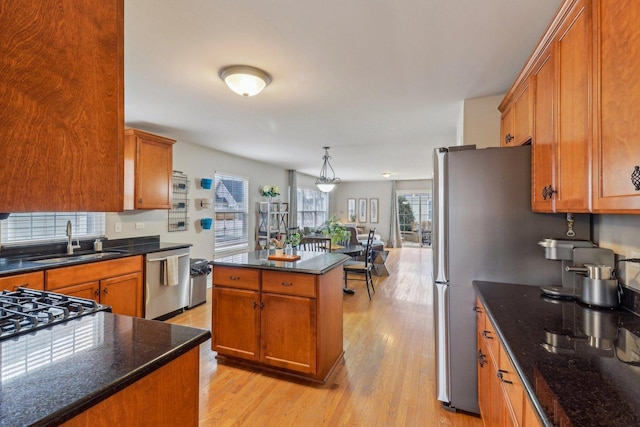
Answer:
499, 81, 532, 147
124, 129, 176, 210
0, 0, 124, 212
504, 0, 640, 213
591, 0, 640, 212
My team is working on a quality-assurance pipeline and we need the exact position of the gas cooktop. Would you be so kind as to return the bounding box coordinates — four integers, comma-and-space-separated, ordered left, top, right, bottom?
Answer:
0, 288, 110, 341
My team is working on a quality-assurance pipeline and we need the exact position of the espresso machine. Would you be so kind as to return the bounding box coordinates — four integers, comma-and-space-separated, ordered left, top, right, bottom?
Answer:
538, 238, 618, 307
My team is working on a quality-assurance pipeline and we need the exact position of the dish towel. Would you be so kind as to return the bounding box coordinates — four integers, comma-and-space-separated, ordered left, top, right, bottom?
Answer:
163, 256, 179, 287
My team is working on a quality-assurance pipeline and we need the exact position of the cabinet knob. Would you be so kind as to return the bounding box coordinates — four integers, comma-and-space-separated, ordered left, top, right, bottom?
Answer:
505, 133, 514, 144
477, 349, 487, 367
281, 282, 293, 287
95, 289, 100, 297
497, 370, 513, 384
631, 166, 640, 191
138, 198, 143, 204
103, 287, 108, 295
542, 185, 556, 200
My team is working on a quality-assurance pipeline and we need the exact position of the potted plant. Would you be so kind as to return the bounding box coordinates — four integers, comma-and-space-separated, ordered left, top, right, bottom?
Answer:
286, 232, 301, 248
320, 215, 348, 246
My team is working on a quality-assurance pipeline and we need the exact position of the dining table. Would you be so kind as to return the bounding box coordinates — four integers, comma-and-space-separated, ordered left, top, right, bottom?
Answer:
331, 243, 363, 294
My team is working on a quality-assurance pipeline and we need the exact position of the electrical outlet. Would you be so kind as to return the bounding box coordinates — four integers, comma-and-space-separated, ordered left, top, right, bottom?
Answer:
135, 222, 145, 229
115, 223, 122, 233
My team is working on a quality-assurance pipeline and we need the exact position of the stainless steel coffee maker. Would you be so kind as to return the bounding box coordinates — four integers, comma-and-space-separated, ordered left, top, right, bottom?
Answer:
538, 238, 619, 307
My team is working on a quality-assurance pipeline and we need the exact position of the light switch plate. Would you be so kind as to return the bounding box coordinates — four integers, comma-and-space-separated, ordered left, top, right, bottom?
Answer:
115, 223, 122, 233
135, 222, 145, 229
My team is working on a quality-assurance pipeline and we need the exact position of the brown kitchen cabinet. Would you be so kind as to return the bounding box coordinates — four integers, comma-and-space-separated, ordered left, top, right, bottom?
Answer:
529, 0, 591, 213
45, 256, 144, 317
500, 81, 532, 147
476, 298, 542, 427
0, 0, 124, 212
212, 264, 343, 382
124, 128, 176, 210
591, 0, 640, 212
0, 271, 44, 292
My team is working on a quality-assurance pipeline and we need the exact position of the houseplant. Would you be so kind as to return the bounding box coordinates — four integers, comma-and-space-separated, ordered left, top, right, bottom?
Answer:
320, 215, 348, 246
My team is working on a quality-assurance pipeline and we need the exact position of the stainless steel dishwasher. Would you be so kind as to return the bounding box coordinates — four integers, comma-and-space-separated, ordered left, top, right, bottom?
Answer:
145, 247, 190, 320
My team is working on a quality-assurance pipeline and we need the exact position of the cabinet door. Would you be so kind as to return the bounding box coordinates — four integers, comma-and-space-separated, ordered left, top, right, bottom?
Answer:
55, 281, 100, 302
212, 287, 260, 361
531, 48, 556, 212
592, 0, 640, 212
501, 106, 515, 147
513, 82, 532, 145
488, 360, 504, 427
101, 272, 143, 317
261, 292, 316, 374
478, 333, 491, 421
0, 271, 44, 291
0, 0, 123, 212
135, 136, 173, 209
555, 0, 591, 212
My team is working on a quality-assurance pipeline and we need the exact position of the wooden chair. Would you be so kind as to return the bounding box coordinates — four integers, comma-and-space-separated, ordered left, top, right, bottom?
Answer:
301, 236, 332, 252
343, 229, 376, 299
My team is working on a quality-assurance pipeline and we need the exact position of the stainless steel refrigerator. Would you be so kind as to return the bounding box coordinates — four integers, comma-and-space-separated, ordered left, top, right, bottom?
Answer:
432, 145, 590, 414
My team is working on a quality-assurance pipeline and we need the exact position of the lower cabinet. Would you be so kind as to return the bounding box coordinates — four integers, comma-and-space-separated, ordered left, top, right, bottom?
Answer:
476, 298, 541, 427
45, 256, 144, 317
0, 271, 44, 291
211, 265, 343, 382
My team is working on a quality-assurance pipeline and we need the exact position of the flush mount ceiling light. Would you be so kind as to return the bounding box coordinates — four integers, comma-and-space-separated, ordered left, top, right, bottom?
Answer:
219, 65, 271, 97
316, 147, 341, 192
381, 172, 392, 178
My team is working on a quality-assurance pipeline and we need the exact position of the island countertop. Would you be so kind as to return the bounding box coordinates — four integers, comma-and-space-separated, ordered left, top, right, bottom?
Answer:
0, 312, 211, 427
474, 280, 640, 427
212, 250, 350, 274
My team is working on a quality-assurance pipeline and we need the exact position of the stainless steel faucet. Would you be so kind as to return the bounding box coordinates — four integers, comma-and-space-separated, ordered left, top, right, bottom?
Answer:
66, 220, 80, 254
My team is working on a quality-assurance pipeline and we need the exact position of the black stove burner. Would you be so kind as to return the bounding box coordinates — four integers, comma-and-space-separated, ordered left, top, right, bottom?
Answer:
0, 288, 109, 341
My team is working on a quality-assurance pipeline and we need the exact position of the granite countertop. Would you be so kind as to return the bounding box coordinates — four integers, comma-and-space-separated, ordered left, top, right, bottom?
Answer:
213, 250, 350, 274
0, 236, 191, 277
474, 280, 640, 427
0, 312, 210, 427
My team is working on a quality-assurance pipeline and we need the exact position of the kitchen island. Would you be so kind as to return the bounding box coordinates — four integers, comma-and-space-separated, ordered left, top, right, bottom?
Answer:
0, 312, 210, 427
475, 280, 640, 427
211, 250, 349, 383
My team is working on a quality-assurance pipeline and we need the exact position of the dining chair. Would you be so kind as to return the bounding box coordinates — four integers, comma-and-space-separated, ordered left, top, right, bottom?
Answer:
343, 228, 376, 299
301, 236, 332, 252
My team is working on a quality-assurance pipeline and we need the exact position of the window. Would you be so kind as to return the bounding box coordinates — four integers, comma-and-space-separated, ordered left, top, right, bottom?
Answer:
397, 192, 432, 247
214, 173, 249, 253
1, 212, 105, 246
297, 188, 328, 230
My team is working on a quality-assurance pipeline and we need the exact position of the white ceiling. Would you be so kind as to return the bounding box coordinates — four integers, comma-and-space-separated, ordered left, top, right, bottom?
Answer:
124, 0, 562, 182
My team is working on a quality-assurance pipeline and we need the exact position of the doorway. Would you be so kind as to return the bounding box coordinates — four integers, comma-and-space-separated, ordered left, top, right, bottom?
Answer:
398, 192, 432, 247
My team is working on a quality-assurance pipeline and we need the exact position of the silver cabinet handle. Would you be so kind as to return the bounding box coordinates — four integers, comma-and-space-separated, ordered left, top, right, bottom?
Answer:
281, 282, 293, 287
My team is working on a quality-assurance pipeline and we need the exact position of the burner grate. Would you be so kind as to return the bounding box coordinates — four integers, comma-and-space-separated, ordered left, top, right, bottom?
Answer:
0, 288, 109, 341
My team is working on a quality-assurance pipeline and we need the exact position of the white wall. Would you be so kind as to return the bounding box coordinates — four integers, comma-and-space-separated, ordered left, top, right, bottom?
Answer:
331, 181, 393, 243
594, 214, 640, 291
105, 140, 289, 262
462, 94, 503, 148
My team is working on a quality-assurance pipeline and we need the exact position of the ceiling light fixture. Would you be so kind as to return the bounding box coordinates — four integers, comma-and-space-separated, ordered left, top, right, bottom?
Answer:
381, 172, 392, 178
316, 147, 341, 192
219, 65, 271, 97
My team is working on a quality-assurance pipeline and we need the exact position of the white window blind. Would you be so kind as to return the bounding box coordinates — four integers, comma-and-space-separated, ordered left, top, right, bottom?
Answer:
214, 173, 249, 253
297, 188, 328, 230
1, 212, 106, 246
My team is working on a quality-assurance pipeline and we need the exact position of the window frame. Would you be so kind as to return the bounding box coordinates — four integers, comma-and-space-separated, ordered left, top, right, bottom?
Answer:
213, 172, 249, 254
296, 187, 329, 231
0, 212, 106, 247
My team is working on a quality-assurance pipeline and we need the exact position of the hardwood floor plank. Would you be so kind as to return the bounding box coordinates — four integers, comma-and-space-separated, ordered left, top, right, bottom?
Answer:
168, 248, 482, 426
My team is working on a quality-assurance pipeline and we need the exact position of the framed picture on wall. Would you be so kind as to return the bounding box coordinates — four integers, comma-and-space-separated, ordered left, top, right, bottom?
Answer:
358, 198, 367, 223
370, 198, 379, 223
347, 198, 356, 223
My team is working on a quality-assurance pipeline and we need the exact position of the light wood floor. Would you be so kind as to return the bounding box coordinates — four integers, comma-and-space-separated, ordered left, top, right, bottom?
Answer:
168, 248, 482, 426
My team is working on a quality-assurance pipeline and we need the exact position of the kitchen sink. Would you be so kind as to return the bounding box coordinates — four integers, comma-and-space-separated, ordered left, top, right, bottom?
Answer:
30, 250, 127, 264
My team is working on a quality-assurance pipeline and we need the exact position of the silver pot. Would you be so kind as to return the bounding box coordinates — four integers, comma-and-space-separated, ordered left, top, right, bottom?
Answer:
579, 276, 621, 308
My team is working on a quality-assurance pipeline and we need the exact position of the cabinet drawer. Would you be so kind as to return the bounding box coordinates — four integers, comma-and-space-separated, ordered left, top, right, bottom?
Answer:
0, 271, 44, 291
46, 256, 143, 290
262, 271, 316, 298
213, 266, 260, 290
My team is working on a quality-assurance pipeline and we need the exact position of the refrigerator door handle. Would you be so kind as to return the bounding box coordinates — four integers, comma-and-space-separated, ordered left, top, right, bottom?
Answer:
434, 281, 450, 403
433, 148, 449, 284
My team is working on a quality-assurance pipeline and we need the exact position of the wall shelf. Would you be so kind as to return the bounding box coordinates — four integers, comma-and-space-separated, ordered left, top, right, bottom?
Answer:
168, 171, 189, 232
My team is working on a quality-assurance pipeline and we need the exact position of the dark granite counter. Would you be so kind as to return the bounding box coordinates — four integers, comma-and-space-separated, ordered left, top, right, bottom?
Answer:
0, 311, 210, 427
0, 236, 191, 277
213, 249, 350, 274
474, 280, 640, 427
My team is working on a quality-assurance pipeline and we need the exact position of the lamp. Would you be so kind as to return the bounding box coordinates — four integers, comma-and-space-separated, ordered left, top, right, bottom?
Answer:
219, 65, 271, 97
315, 147, 341, 192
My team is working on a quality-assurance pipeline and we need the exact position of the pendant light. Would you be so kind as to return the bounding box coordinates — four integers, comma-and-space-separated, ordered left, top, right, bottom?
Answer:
219, 65, 271, 97
315, 147, 341, 192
